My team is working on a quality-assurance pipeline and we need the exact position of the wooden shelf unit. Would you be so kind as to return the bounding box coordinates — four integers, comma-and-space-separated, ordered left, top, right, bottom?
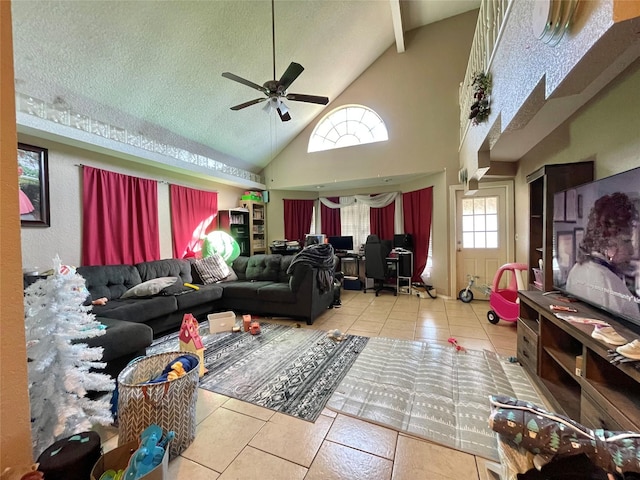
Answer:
218, 208, 250, 256
517, 289, 640, 431
526, 162, 593, 291
239, 200, 267, 255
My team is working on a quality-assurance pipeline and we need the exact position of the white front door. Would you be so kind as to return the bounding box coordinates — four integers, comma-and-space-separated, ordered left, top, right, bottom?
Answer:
455, 185, 510, 299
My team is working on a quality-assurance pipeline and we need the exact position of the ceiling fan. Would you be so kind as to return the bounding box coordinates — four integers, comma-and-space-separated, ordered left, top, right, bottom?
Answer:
221, 0, 329, 122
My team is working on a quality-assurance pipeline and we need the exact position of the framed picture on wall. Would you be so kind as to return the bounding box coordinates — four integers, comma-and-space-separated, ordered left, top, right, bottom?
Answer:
574, 228, 584, 259
553, 191, 565, 221
565, 189, 578, 222
18, 143, 50, 227
556, 231, 575, 270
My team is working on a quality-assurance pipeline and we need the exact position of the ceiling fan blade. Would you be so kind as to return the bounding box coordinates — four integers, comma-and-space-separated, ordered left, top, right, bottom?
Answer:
222, 72, 268, 93
286, 93, 329, 105
277, 108, 291, 122
278, 62, 304, 90
230, 98, 266, 110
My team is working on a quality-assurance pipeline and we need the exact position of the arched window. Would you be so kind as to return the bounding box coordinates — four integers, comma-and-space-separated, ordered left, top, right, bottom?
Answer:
308, 105, 388, 153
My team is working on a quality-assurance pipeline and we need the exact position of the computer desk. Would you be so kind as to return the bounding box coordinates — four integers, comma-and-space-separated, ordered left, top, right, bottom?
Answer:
336, 252, 364, 282
386, 250, 413, 294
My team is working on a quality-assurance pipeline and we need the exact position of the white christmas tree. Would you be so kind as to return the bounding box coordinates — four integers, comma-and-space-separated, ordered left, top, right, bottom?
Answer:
24, 256, 115, 458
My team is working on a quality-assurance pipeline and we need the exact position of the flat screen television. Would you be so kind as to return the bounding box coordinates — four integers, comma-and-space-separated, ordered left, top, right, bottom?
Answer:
328, 235, 354, 252
304, 234, 326, 246
552, 166, 640, 330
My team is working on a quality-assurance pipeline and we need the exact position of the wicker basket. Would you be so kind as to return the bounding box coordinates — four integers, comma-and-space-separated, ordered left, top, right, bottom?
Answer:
117, 352, 199, 459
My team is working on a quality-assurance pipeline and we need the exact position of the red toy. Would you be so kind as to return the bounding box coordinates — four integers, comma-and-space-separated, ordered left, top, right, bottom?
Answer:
487, 263, 528, 324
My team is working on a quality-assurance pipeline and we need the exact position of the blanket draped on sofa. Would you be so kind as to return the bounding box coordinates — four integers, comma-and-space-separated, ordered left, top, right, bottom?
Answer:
287, 243, 335, 293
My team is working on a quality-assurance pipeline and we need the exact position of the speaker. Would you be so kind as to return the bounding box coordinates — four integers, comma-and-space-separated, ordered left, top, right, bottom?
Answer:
262, 190, 269, 203
398, 253, 413, 277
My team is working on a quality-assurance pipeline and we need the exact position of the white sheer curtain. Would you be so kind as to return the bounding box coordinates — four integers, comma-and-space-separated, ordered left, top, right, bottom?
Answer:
339, 199, 370, 249
318, 192, 404, 239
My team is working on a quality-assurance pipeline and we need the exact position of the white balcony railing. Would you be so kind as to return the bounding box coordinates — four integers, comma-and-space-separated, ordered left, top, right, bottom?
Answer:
459, 0, 514, 145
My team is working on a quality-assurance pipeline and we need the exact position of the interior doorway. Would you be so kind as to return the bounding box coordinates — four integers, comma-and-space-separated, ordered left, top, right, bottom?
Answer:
450, 181, 514, 300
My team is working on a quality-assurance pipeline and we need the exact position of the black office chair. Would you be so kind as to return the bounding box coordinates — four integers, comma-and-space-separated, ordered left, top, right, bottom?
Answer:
364, 234, 396, 296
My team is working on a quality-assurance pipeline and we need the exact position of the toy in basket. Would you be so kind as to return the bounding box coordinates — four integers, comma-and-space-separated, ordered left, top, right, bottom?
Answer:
486, 263, 528, 324
117, 352, 199, 460
178, 314, 206, 377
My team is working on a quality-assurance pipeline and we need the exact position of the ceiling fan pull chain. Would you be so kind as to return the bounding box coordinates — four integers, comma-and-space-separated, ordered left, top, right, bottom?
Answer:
271, 0, 276, 81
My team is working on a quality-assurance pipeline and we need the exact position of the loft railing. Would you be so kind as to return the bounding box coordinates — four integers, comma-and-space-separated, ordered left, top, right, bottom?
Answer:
459, 0, 514, 146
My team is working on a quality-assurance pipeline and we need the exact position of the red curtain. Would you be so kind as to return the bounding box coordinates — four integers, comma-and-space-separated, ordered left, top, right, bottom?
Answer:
370, 201, 395, 241
321, 197, 341, 236
284, 199, 314, 244
403, 187, 433, 282
169, 184, 218, 259
82, 166, 159, 266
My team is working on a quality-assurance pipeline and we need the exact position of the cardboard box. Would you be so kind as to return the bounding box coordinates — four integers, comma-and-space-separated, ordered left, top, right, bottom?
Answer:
91, 440, 168, 480
207, 311, 237, 334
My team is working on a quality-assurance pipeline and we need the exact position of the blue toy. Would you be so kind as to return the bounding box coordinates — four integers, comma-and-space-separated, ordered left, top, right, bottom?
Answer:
122, 425, 174, 480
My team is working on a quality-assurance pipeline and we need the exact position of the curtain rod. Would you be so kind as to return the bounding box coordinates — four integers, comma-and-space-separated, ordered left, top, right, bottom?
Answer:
74, 163, 221, 190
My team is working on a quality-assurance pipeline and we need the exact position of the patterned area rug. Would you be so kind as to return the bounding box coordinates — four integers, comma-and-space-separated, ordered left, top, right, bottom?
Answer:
148, 322, 369, 422
326, 337, 543, 461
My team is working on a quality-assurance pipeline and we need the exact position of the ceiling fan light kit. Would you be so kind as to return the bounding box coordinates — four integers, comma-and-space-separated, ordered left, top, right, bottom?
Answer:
531, 0, 579, 46
222, 0, 329, 122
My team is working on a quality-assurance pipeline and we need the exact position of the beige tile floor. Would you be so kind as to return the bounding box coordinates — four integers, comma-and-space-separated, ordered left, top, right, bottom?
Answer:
100, 290, 518, 479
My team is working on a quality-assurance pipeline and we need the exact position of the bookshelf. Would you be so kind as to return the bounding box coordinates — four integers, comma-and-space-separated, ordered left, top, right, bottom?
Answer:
217, 208, 250, 256
239, 200, 267, 255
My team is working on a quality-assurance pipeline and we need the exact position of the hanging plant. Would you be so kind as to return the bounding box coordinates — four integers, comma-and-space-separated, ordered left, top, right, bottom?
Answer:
469, 71, 491, 126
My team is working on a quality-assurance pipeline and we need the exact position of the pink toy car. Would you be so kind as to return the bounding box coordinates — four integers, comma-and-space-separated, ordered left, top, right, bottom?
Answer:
487, 263, 528, 324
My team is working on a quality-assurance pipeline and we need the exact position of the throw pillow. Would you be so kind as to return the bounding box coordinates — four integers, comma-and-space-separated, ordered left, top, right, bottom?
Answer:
219, 266, 238, 283
121, 277, 179, 298
194, 255, 230, 284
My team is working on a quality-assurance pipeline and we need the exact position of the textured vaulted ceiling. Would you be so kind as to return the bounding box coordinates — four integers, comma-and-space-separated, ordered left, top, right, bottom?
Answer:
11, 0, 479, 176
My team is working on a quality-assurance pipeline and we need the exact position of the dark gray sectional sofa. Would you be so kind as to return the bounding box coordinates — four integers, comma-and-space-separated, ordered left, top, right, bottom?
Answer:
77, 254, 337, 377
216, 254, 336, 325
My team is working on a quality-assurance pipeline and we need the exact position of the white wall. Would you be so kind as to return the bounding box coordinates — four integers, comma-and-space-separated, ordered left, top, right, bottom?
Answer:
514, 59, 640, 266
19, 134, 245, 270
263, 11, 478, 190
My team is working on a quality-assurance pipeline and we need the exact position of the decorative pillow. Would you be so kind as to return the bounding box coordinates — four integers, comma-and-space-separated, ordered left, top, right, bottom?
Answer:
193, 255, 230, 284
219, 266, 238, 283
121, 277, 178, 298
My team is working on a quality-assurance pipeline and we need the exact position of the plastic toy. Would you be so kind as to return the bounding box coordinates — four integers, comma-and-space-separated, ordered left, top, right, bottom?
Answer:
486, 263, 528, 324
458, 274, 491, 303
122, 425, 174, 480
249, 322, 261, 335
448, 337, 466, 352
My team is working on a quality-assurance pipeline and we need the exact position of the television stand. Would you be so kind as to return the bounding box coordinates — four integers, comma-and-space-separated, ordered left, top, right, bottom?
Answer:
517, 289, 640, 431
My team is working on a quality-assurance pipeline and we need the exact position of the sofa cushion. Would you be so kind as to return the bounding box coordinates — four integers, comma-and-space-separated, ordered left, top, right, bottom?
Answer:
220, 280, 273, 299
231, 256, 249, 281
89, 296, 178, 323
279, 256, 294, 283
77, 264, 142, 301
160, 283, 197, 296
221, 266, 238, 282
245, 255, 282, 281
136, 258, 192, 283
175, 284, 224, 310
121, 277, 178, 298
256, 283, 297, 303
84, 317, 153, 362
193, 255, 230, 284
